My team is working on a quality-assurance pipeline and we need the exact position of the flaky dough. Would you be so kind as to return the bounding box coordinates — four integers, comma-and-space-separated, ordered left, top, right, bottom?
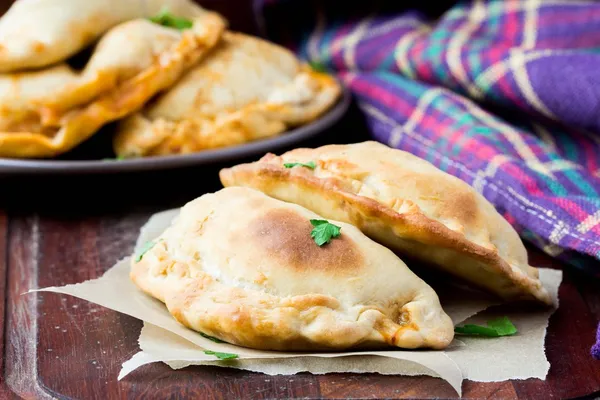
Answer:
113, 32, 341, 158
220, 141, 552, 305
130, 187, 454, 351
0, 0, 208, 72
0, 13, 225, 158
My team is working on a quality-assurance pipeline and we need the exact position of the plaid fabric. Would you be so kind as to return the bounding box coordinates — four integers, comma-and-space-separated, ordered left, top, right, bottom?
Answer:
254, 0, 600, 357
255, 0, 600, 274
594, 325, 600, 360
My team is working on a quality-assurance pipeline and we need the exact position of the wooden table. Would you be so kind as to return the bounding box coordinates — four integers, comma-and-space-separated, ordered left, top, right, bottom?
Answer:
0, 105, 599, 400
0, 1, 599, 396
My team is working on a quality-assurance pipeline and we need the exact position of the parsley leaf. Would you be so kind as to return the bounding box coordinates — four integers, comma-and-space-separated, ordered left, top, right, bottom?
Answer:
200, 332, 225, 343
135, 241, 156, 263
309, 60, 327, 72
487, 316, 518, 336
310, 219, 341, 246
283, 161, 316, 170
454, 324, 498, 336
204, 350, 238, 360
148, 6, 193, 30
454, 316, 517, 337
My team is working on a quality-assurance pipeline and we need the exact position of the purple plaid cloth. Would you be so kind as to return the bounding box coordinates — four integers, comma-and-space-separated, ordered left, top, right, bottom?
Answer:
594, 325, 600, 360
253, 0, 600, 357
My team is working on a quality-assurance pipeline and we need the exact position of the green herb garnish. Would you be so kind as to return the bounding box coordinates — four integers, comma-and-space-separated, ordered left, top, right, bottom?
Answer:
200, 332, 225, 343
204, 350, 238, 360
309, 60, 327, 72
310, 219, 341, 246
454, 316, 517, 337
135, 241, 156, 263
284, 161, 316, 169
148, 6, 193, 30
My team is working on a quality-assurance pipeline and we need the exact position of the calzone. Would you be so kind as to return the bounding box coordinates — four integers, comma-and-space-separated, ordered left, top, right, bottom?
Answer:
130, 186, 454, 351
112, 32, 341, 158
219, 141, 553, 305
0, 13, 225, 158
0, 0, 208, 72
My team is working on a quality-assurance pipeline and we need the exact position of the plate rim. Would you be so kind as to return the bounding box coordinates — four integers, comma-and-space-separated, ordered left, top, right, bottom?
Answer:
0, 84, 352, 175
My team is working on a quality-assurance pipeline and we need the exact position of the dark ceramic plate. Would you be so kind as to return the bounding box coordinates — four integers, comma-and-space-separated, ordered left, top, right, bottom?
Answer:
0, 85, 351, 175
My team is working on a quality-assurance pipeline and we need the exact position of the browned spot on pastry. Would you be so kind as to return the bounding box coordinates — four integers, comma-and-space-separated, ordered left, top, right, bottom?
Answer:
249, 209, 363, 273
441, 189, 478, 226
254, 272, 268, 284
33, 41, 45, 53
258, 152, 278, 163
385, 167, 479, 226
322, 158, 360, 173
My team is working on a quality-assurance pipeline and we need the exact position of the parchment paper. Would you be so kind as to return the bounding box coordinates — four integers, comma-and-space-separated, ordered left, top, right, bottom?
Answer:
31, 208, 563, 397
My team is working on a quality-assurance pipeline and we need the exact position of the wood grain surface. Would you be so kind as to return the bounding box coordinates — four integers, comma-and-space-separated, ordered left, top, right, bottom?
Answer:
0, 107, 599, 399
0, 0, 599, 399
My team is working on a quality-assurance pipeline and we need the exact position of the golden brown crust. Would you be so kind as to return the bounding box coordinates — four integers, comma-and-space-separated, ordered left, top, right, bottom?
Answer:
0, 12, 226, 158
0, 0, 209, 73
130, 187, 455, 351
246, 209, 364, 273
112, 32, 342, 157
219, 141, 553, 305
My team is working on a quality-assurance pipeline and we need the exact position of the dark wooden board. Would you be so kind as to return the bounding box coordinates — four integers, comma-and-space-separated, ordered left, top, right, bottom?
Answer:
1, 111, 600, 399
0, 0, 599, 398
2, 174, 600, 400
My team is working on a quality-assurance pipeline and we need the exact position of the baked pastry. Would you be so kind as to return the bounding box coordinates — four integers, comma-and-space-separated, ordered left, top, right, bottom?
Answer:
219, 141, 553, 305
0, 0, 208, 73
112, 32, 341, 158
0, 12, 225, 158
130, 186, 454, 351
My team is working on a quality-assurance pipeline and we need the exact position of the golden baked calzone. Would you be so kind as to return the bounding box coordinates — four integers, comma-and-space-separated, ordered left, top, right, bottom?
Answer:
0, 0, 208, 73
0, 13, 225, 158
219, 141, 552, 305
112, 32, 341, 158
130, 186, 454, 351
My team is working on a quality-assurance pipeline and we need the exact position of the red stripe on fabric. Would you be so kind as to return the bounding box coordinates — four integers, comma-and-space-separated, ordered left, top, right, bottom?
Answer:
411, 37, 435, 81
331, 21, 360, 70
503, 163, 546, 195
343, 74, 415, 116
503, 1, 522, 44
461, 138, 545, 195
358, 40, 396, 70
360, 34, 405, 70
537, 34, 600, 49
447, 124, 470, 151
463, 137, 501, 159
346, 73, 546, 198
486, 45, 511, 63
411, 106, 456, 141
504, 213, 517, 225
537, 9, 600, 26
494, 73, 528, 109
549, 197, 600, 234
578, 133, 600, 176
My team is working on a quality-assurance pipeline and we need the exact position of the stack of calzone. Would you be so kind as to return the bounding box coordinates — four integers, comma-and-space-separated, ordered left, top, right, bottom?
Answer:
129, 141, 552, 352
0, 0, 341, 158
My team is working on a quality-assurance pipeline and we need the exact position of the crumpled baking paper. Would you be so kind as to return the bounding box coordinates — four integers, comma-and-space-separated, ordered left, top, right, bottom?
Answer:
32, 208, 563, 397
